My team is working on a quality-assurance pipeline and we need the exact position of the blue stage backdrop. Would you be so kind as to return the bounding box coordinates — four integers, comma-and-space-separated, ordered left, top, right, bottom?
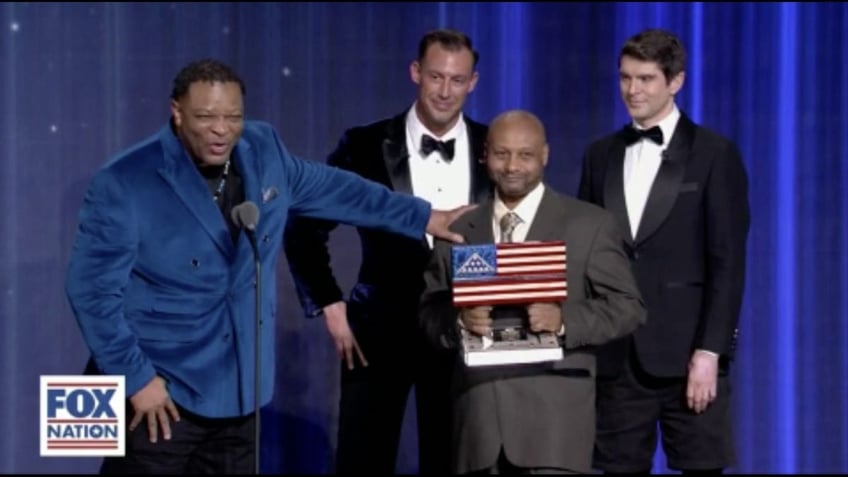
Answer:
1, 2, 846, 474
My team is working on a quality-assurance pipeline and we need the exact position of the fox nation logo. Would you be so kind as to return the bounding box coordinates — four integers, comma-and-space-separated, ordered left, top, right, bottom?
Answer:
40, 375, 126, 457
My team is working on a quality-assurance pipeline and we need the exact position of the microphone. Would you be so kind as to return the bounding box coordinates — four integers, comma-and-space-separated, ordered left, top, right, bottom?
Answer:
230, 201, 262, 475
231, 201, 260, 232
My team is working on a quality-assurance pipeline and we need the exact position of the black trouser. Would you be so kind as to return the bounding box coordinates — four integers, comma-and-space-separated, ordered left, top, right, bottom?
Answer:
335, 319, 454, 475
100, 404, 256, 475
594, 351, 734, 473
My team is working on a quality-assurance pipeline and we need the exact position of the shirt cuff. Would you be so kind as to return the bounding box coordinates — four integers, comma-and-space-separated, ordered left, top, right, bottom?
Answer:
695, 348, 719, 357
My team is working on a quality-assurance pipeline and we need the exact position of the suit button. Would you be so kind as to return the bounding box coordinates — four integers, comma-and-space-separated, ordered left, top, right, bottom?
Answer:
632, 251, 639, 260
223, 333, 230, 341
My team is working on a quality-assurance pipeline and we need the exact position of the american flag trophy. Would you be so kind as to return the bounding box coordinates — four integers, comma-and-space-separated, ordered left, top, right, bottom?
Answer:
450, 240, 567, 366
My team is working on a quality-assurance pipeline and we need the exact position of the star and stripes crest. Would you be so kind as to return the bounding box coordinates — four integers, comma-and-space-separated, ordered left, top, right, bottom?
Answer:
450, 241, 568, 306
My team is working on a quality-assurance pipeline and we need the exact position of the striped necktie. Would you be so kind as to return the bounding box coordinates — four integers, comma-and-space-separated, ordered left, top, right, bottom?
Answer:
499, 212, 522, 243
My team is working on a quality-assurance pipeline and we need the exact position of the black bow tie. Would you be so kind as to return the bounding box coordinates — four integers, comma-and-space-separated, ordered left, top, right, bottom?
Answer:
622, 125, 664, 146
420, 134, 456, 161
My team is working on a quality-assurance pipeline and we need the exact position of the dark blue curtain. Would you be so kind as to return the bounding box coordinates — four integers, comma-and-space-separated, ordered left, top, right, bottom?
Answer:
2, 2, 846, 474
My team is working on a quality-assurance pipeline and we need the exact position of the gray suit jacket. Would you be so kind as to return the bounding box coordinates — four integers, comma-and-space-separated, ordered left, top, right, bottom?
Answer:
419, 185, 646, 473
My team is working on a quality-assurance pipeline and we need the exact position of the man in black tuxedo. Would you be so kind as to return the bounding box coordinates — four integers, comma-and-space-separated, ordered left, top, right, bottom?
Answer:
283, 29, 491, 474
577, 28, 750, 474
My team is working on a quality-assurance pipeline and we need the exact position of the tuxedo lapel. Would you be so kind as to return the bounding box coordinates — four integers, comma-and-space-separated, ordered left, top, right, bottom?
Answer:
634, 115, 694, 245
381, 113, 413, 195
380, 110, 432, 251
158, 127, 235, 259
467, 119, 492, 203
231, 139, 265, 273
233, 139, 261, 211
602, 135, 631, 243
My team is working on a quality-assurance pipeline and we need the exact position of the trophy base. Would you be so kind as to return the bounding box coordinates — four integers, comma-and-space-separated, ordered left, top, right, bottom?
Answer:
460, 328, 563, 367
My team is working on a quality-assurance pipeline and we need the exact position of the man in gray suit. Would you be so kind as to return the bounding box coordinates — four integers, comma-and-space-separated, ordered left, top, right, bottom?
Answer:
419, 110, 646, 474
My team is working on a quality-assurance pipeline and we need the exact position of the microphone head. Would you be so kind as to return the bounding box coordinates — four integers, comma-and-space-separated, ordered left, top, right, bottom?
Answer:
231, 201, 260, 231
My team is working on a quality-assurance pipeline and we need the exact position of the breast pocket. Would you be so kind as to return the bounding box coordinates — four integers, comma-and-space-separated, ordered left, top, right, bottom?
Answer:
679, 182, 699, 193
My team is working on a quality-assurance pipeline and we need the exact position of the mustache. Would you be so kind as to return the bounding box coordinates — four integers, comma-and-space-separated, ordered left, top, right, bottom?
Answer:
497, 172, 526, 178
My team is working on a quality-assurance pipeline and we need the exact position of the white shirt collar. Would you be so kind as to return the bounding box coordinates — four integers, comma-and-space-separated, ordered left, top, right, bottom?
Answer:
493, 182, 545, 242
406, 102, 465, 156
632, 102, 681, 147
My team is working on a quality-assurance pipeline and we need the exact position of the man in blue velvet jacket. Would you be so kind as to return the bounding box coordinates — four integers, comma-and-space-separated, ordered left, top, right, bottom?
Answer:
64, 58, 470, 474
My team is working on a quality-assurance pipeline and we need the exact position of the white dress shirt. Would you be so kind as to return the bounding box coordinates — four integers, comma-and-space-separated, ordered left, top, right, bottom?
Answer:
491, 182, 545, 243
405, 103, 471, 248
623, 104, 681, 239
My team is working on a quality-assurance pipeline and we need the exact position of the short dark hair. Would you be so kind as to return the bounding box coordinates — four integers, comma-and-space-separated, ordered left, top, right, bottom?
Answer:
170, 59, 246, 101
619, 28, 686, 83
418, 29, 480, 68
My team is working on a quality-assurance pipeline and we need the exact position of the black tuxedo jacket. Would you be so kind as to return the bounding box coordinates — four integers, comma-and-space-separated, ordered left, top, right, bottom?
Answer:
284, 109, 491, 341
577, 112, 750, 377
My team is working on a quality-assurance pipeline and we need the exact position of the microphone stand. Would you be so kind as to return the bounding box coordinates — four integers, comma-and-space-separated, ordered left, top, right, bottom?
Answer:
246, 228, 261, 475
